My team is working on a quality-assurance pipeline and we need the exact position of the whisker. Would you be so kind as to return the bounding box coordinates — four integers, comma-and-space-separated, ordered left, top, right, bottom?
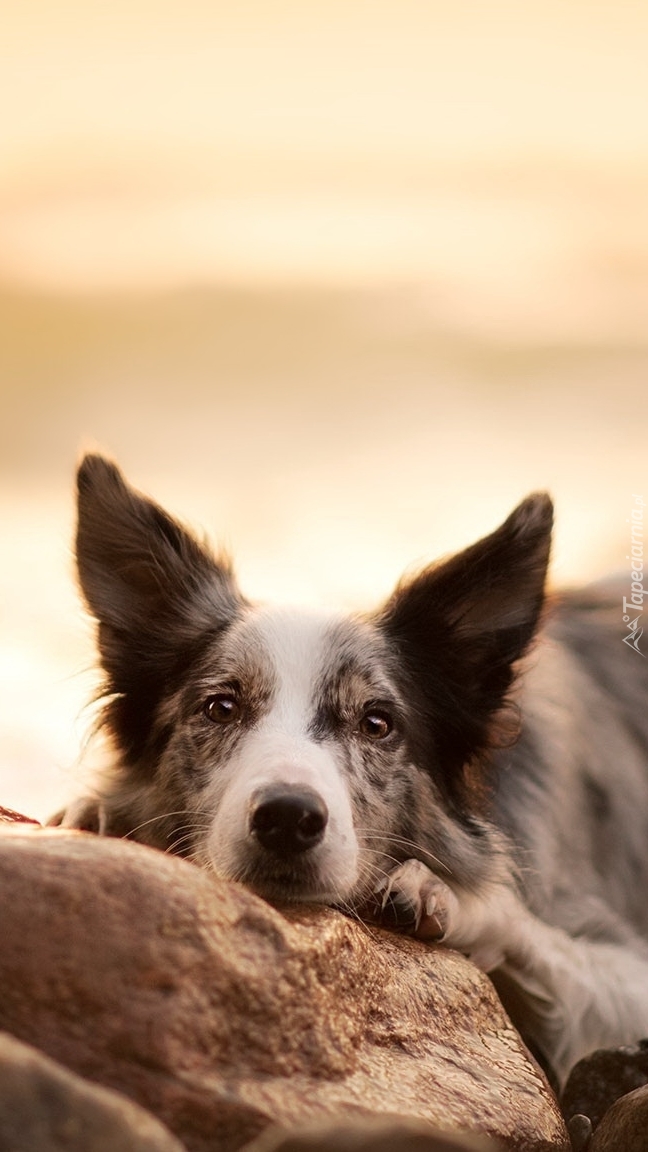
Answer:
359, 855, 398, 891
123, 810, 202, 840
364, 850, 407, 871
166, 822, 211, 838
176, 848, 203, 867
355, 830, 453, 876
166, 833, 201, 855
330, 886, 383, 945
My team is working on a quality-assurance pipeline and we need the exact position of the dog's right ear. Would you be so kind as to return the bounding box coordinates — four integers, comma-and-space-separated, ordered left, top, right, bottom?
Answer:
76, 455, 244, 699
378, 493, 553, 809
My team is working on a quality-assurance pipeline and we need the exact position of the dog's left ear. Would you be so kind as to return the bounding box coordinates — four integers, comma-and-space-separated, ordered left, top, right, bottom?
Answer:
379, 494, 553, 794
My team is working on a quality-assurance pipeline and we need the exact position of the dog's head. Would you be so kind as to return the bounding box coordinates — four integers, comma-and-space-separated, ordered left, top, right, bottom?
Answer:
76, 455, 553, 905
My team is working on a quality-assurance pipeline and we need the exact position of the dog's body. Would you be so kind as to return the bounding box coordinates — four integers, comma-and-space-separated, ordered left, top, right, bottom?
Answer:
55, 456, 648, 1085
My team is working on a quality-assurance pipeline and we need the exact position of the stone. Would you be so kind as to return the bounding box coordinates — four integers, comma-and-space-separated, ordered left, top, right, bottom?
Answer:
565, 1115, 592, 1152
0, 826, 569, 1152
590, 1084, 648, 1151
560, 1041, 648, 1129
241, 1116, 502, 1151
0, 1030, 187, 1151
0, 804, 40, 824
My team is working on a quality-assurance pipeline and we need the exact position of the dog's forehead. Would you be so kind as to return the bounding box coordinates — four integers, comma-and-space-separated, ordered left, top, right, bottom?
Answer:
225, 604, 387, 690
241, 605, 358, 677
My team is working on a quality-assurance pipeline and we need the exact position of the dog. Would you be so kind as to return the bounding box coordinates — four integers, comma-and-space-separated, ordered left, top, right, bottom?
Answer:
52, 455, 648, 1086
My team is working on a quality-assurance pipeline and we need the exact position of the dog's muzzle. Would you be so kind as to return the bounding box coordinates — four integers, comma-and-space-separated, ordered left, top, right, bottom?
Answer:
249, 786, 329, 857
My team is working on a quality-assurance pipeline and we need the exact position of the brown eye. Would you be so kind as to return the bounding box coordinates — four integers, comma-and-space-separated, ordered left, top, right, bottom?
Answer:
360, 709, 393, 740
203, 693, 241, 725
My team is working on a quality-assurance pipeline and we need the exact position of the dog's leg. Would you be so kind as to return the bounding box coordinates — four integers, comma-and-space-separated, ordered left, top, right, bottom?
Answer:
368, 859, 648, 1084
47, 797, 105, 833
47, 797, 136, 839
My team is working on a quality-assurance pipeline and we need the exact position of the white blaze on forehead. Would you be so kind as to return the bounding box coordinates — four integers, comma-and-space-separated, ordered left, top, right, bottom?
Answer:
205, 603, 361, 898
242, 604, 340, 732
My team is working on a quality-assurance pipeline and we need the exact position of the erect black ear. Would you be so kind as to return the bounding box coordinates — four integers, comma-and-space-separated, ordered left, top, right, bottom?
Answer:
379, 494, 553, 803
76, 455, 244, 705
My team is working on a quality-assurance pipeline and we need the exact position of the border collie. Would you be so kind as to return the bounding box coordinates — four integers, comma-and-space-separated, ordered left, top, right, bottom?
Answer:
53, 455, 648, 1085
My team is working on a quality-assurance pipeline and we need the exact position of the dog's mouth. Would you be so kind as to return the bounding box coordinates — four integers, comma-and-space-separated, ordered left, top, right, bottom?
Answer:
233, 855, 339, 905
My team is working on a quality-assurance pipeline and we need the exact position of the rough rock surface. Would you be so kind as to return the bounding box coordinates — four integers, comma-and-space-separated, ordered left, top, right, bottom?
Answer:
590, 1084, 648, 1151
0, 826, 568, 1152
0, 1030, 186, 1152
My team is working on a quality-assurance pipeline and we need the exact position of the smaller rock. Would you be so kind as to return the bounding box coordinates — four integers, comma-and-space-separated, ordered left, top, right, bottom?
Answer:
566, 1114, 592, 1152
561, 1041, 648, 1130
0, 805, 40, 825
242, 1117, 502, 1152
0, 1031, 187, 1152
590, 1084, 648, 1151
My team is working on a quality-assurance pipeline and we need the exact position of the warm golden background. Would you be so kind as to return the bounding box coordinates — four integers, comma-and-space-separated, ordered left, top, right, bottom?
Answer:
2, 0, 647, 818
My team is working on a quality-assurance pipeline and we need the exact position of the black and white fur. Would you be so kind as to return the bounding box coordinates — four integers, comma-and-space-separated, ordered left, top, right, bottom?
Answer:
55, 455, 648, 1085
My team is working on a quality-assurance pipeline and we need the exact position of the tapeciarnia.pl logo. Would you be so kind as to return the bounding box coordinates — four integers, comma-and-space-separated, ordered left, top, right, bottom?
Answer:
623, 494, 645, 657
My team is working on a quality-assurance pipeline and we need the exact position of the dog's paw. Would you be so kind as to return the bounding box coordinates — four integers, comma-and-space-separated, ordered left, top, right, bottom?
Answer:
363, 859, 457, 941
360, 859, 510, 971
47, 797, 104, 833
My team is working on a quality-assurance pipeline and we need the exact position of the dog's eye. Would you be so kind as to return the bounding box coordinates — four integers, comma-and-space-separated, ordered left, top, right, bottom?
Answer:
359, 709, 393, 740
203, 693, 241, 725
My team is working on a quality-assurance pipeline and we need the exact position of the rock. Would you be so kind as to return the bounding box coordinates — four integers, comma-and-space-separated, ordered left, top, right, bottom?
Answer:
561, 1041, 648, 1129
0, 1030, 187, 1151
590, 1084, 648, 1151
241, 1116, 502, 1151
565, 1115, 592, 1152
0, 826, 569, 1152
0, 804, 40, 824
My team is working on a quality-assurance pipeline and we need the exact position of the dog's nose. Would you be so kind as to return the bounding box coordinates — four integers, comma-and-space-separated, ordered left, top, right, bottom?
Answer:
249, 787, 329, 856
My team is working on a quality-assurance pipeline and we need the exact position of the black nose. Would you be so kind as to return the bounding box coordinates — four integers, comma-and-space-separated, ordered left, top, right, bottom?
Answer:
249, 787, 329, 856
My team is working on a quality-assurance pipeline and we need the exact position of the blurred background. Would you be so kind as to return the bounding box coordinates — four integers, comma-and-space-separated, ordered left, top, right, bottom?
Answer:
2, 0, 647, 818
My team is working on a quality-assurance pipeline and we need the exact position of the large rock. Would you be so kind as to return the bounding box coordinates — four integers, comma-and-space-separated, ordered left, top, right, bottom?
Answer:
0, 1030, 187, 1152
0, 826, 568, 1152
